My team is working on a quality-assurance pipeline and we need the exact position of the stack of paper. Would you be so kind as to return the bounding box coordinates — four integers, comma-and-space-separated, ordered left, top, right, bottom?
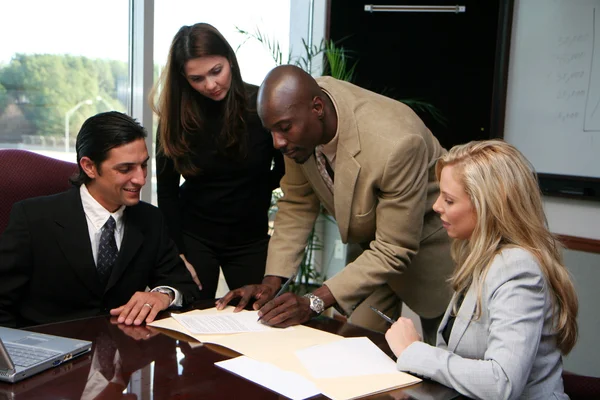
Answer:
149, 308, 420, 399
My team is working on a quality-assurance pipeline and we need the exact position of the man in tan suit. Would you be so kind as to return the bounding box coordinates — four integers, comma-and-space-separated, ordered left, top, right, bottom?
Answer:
217, 65, 453, 342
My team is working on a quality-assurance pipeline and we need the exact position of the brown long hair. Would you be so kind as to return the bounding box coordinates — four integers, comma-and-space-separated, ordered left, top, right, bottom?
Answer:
436, 140, 578, 354
150, 23, 247, 175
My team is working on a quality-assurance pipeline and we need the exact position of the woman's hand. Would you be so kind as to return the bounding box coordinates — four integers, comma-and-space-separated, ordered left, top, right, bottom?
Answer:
180, 254, 202, 289
385, 317, 422, 357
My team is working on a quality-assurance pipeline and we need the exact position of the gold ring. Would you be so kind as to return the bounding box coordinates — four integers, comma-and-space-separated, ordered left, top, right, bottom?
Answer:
144, 303, 153, 309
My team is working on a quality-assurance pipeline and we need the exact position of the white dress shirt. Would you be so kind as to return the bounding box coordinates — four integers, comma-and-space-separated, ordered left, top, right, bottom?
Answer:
80, 185, 182, 307
80, 185, 125, 265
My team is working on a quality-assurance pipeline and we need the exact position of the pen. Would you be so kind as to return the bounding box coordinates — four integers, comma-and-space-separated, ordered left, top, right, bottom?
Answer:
257, 274, 296, 322
369, 305, 396, 324
273, 273, 296, 298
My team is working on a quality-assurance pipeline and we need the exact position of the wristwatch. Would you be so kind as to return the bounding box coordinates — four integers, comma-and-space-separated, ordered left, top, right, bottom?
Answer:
304, 293, 325, 315
151, 287, 174, 304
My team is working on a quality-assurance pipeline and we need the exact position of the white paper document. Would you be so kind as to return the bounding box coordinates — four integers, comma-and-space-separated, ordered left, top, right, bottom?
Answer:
171, 310, 273, 334
215, 356, 320, 400
295, 336, 399, 378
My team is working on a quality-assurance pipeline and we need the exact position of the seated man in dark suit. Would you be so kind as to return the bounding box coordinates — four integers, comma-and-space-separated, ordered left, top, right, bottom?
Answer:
0, 111, 200, 328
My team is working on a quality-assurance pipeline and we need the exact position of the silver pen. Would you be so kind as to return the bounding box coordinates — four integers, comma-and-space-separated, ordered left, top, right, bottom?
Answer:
369, 305, 397, 324
273, 273, 296, 298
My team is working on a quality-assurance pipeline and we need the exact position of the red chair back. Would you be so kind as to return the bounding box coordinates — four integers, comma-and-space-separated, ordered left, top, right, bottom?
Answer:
0, 149, 78, 235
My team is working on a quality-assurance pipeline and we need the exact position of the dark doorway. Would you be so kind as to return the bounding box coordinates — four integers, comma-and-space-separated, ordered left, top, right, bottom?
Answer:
327, 0, 502, 150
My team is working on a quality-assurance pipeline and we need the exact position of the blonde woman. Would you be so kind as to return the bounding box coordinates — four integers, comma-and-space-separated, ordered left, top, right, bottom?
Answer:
385, 140, 578, 399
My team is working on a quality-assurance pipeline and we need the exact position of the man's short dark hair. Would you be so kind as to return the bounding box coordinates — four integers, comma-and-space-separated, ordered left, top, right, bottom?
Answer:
70, 111, 147, 186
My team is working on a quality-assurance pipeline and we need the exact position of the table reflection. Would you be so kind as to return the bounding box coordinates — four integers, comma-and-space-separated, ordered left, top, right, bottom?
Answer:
0, 311, 460, 400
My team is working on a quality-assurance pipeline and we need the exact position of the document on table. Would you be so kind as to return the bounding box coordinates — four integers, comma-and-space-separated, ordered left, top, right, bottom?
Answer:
295, 337, 398, 378
150, 310, 422, 399
171, 310, 273, 334
215, 356, 320, 400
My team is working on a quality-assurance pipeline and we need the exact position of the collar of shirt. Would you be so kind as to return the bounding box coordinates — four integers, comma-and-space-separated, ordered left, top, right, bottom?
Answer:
80, 184, 125, 235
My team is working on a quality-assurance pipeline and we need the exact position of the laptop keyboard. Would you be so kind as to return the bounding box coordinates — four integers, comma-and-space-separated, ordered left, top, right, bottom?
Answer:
5, 343, 60, 367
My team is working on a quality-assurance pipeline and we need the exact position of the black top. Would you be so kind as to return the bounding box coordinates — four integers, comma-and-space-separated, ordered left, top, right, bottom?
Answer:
156, 84, 284, 252
441, 292, 465, 344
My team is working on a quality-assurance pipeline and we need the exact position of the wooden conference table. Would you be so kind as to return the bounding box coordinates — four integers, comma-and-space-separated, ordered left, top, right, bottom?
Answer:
0, 301, 462, 400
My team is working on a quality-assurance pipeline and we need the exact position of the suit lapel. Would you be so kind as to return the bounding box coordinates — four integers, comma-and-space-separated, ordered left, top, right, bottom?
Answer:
448, 286, 477, 352
334, 144, 360, 242
302, 155, 335, 215
53, 189, 103, 296
321, 85, 361, 243
105, 209, 143, 292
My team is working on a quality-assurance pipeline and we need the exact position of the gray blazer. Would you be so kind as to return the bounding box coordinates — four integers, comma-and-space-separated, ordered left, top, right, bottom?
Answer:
396, 248, 569, 400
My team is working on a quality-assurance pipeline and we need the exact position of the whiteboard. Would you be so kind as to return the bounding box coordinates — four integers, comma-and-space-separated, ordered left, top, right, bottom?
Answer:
504, 0, 600, 179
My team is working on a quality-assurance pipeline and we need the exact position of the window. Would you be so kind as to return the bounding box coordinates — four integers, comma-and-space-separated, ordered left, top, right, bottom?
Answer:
1, 0, 296, 204
0, 0, 130, 162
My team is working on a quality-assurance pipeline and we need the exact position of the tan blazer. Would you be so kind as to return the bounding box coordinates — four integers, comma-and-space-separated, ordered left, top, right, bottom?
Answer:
266, 77, 453, 318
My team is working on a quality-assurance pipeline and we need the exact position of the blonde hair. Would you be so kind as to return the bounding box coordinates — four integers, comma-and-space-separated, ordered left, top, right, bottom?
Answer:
436, 139, 578, 354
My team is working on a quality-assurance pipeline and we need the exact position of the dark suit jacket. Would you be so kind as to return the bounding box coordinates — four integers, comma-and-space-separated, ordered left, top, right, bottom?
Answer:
0, 188, 200, 327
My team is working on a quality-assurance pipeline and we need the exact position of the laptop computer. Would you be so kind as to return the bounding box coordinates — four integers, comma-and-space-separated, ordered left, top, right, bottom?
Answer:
0, 326, 92, 383
0, 351, 92, 399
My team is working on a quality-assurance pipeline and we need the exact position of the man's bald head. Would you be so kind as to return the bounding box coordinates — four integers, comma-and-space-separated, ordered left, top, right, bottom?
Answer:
257, 65, 322, 119
257, 65, 335, 164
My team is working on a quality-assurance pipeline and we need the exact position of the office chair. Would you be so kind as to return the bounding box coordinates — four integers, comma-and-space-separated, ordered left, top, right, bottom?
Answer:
0, 149, 77, 236
563, 371, 600, 400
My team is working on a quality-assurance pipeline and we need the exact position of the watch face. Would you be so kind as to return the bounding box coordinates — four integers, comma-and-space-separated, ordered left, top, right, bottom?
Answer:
305, 293, 324, 314
311, 296, 324, 314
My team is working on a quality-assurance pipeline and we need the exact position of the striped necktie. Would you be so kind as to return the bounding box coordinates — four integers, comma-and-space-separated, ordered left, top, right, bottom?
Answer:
315, 146, 334, 192
97, 216, 118, 284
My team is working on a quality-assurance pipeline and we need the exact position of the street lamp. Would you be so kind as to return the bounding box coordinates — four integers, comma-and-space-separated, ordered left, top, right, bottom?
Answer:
64, 99, 93, 152
95, 96, 113, 111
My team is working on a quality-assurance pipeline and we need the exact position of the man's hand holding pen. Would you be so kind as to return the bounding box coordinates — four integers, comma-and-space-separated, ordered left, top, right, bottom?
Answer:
217, 273, 329, 328
258, 281, 335, 328
256, 292, 314, 328
257, 274, 296, 322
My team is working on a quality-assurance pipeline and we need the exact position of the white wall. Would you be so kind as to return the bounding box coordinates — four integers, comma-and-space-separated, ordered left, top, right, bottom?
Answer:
562, 249, 600, 377
544, 197, 600, 240
289, 0, 327, 75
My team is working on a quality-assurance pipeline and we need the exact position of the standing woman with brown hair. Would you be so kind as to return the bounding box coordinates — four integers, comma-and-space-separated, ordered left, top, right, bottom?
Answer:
151, 23, 284, 299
